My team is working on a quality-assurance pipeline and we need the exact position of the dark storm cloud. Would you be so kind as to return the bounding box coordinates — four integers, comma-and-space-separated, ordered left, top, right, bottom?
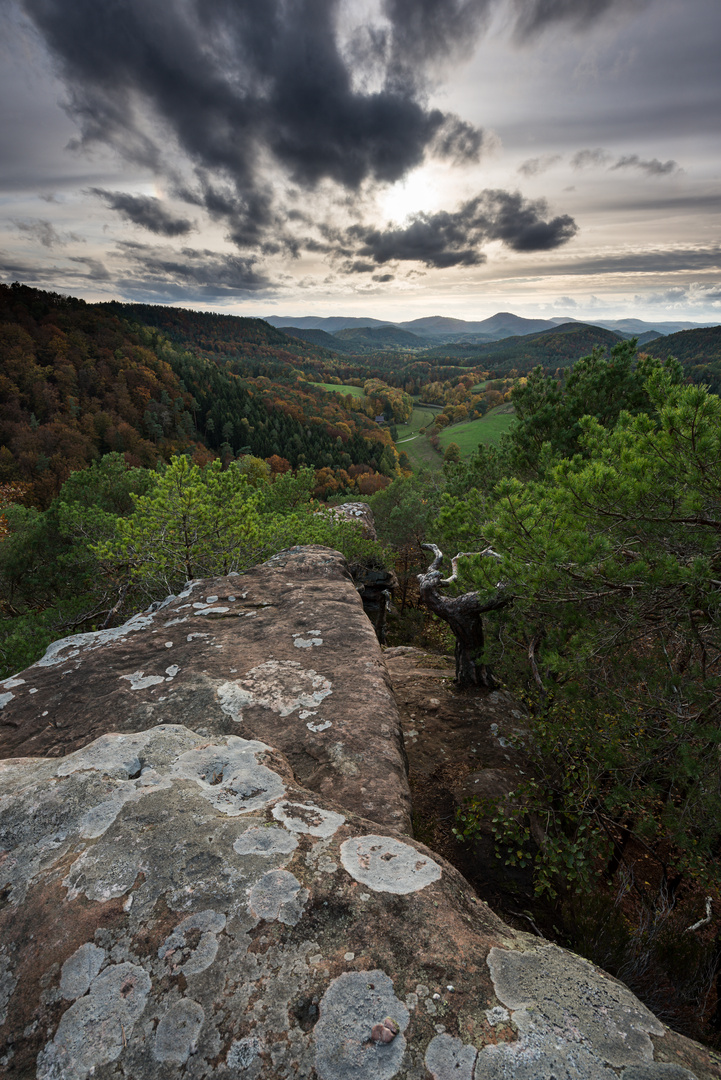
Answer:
381, 0, 495, 66
510, 0, 649, 40
14, 218, 83, 247
610, 155, 680, 177
518, 155, 562, 177
0, 250, 106, 284
572, 148, 680, 176
17, 0, 485, 232
572, 148, 613, 169
0, 251, 62, 283
552, 246, 721, 275
90, 189, 194, 236
431, 115, 488, 164
114, 242, 272, 301
348, 191, 577, 268
15, 0, 607, 258
68, 255, 111, 280
348, 261, 378, 274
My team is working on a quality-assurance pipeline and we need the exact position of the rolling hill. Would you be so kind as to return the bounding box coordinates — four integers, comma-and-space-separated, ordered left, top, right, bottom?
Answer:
421, 322, 624, 375
333, 325, 430, 349
644, 325, 721, 392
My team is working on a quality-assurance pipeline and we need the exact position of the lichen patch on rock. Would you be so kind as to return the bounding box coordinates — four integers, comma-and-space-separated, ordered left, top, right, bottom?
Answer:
476, 944, 675, 1079
36, 962, 151, 1080
425, 1032, 478, 1080
273, 799, 345, 837
340, 835, 442, 894
233, 825, 299, 857
314, 969, 410, 1080
248, 869, 309, 925
217, 660, 332, 722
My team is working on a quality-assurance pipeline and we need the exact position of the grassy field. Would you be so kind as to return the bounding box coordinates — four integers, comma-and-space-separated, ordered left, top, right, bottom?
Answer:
438, 405, 515, 456
317, 382, 366, 398
319, 385, 514, 468
394, 404, 515, 469
394, 405, 444, 469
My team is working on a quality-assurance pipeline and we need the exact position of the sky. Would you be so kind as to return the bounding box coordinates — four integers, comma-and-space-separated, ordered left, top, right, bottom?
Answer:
0, 0, 719, 323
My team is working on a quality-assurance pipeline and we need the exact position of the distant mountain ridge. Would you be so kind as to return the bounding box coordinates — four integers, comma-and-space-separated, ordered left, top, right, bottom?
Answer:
264, 310, 719, 348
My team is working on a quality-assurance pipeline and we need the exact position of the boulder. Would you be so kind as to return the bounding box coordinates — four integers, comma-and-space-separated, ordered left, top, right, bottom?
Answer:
326, 502, 377, 541
0, 546, 410, 836
0, 547, 718, 1079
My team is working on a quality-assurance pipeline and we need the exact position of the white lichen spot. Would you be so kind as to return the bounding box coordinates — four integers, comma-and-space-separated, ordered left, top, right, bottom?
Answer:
248, 869, 308, 925
165, 665, 180, 678
476, 945, 670, 1080
273, 800, 345, 838
34, 613, 155, 667
59, 943, 106, 1001
227, 1037, 262, 1069
425, 1034, 478, 1080
293, 631, 324, 648
314, 970, 409, 1080
307, 720, 332, 733
163, 616, 188, 627
171, 737, 284, 815
233, 826, 298, 857
217, 660, 332, 723
485, 1006, 510, 1026
1, 677, 24, 689
120, 670, 165, 690
29, 688, 38, 694
187, 632, 210, 642
193, 600, 230, 614
56, 731, 155, 780
164, 641, 173, 648
339, 836, 442, 895
37, 962, 151, 1080
0, 692, 14, 709
159, 910, 226, 976
154, 998, 205, 1064
205, 596, 219, 603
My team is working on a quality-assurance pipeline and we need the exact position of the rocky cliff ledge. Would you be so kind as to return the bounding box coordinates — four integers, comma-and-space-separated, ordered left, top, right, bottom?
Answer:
1, 547, 718, 1079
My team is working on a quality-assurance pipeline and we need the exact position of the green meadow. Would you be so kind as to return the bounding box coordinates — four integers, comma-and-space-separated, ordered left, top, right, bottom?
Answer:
438, 405, 515, 456
317, 382, 366, 398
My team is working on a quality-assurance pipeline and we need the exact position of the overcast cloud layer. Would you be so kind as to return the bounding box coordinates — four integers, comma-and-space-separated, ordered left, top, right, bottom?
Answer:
1, 0, 719, 320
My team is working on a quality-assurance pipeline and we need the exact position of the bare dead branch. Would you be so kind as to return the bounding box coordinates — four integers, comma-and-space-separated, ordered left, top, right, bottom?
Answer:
685, 897, 712, 933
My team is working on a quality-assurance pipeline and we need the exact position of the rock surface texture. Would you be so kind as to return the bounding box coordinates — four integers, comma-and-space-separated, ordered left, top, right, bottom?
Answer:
0, 546, 410, 834
0, 547, 719, 1079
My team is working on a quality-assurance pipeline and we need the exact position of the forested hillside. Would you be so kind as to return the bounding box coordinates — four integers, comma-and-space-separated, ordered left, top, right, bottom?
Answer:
0, 283, 200, 504
0, 284, 395, 506
645, 325, 721, 392
421, 322, 623, 374
102, 300, 333, 367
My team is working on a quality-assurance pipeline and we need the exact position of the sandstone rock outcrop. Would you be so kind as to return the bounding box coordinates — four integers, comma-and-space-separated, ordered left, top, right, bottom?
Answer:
0, 546, 410, 835
0, 547, 718, 1079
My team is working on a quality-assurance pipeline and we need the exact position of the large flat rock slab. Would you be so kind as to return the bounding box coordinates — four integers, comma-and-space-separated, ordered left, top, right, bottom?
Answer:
0, 547, 411, 834
1, 725, 717, 1080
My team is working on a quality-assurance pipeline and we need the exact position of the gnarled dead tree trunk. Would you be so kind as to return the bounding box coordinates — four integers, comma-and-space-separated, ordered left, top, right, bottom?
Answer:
418, 543, 509, 688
